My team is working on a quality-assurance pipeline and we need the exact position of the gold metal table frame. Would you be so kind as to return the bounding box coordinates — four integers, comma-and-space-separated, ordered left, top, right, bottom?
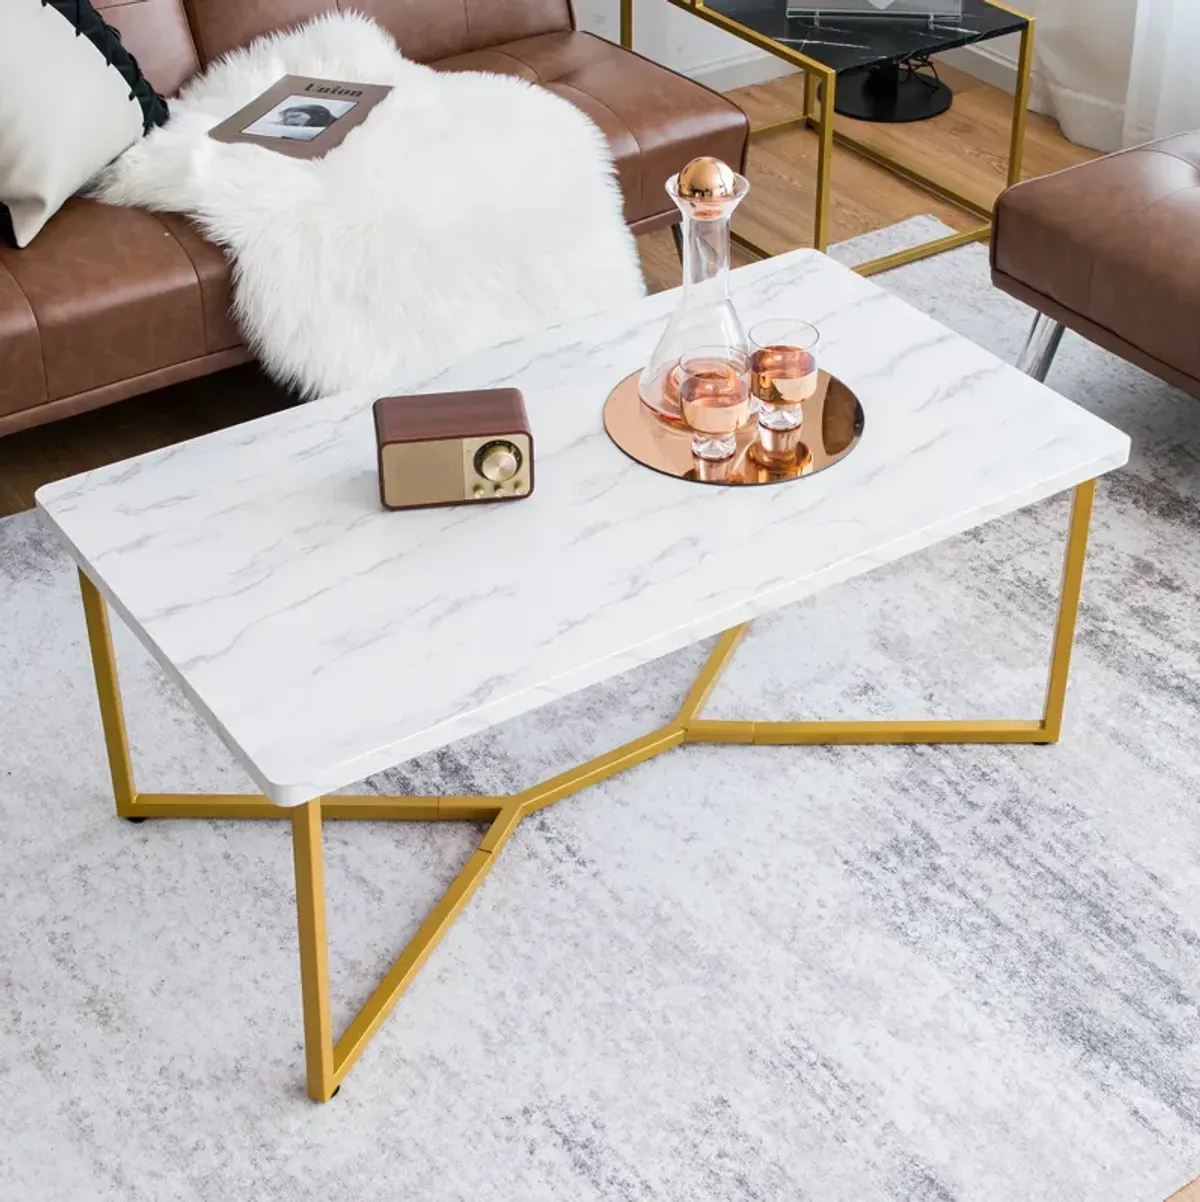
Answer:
77, 480, 1094, 1102
621, 0, 1035, 277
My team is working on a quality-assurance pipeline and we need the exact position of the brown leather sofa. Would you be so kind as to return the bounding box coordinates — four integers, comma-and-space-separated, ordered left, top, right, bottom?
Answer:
0, 0, 748, 438
991, 132, 1200, 398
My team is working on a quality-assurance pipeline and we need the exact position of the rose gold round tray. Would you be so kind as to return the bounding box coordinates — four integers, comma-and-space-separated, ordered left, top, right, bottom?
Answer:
603, 370, 864, 486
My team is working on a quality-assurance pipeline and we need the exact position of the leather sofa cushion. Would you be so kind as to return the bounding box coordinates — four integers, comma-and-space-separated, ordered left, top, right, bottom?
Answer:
181, 0, 572, 67
436, 32, 749, 228
992, 132, 1200, 389
0, 262, 45, 419
0, 199, 239, 410
96, 0, 199, 97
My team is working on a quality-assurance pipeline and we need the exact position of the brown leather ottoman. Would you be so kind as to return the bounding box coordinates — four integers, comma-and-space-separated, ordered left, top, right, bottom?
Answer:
991, 132, 1200, 398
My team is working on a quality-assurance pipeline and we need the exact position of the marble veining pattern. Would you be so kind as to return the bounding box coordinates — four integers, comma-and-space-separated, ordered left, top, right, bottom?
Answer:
709, 0, 1027, 73
36, 251, 1128, 805
3, 220, 1198, 1201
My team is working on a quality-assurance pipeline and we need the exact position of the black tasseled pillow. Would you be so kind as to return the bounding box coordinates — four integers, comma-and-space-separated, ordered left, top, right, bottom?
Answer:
0, 0, 169, 246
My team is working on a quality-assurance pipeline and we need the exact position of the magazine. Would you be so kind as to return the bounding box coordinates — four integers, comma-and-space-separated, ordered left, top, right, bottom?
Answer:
208, 75, 392, 158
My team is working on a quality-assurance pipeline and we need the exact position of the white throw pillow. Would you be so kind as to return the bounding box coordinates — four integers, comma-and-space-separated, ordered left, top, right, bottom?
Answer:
0, 0, 168, 247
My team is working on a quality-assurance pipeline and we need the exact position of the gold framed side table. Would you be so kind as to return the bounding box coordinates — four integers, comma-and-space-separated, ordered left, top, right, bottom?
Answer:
621, 0, 1034, 277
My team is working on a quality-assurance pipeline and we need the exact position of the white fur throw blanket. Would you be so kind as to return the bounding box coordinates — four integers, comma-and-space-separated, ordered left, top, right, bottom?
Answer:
95, 14, 645, 398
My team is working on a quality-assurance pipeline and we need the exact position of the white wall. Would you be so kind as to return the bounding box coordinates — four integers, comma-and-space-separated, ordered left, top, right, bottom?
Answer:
573, 0, 798, 90
941, 0, 1137, 150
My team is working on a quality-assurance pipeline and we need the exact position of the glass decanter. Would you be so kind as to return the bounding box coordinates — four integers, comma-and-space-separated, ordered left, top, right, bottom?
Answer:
639, 158, 750, 424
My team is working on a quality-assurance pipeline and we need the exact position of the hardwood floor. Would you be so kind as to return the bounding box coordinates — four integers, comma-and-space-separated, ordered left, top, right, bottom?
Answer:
0, 63, 1094, 517
638, 62, 1094, 292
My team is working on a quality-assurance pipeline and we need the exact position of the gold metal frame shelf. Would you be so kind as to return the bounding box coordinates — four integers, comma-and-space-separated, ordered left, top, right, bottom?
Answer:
619, 0, 1035, 278
604, 369, 864, 485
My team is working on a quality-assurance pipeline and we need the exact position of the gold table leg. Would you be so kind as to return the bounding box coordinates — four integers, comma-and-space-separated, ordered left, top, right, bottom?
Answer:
1041, 477, 1094, 741
814, 71, 836, 254
292, 798, 334, 1102
79, 574, 136, 816
980, 0, 1037, 189
77, 477, 1094, 1101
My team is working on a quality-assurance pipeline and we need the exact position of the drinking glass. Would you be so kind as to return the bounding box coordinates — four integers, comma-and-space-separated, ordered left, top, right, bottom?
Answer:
749, 320, 820, 432
678, 346, 752, 461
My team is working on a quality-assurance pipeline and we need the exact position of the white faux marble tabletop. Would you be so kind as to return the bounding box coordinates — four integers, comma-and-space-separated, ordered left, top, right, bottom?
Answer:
37, 250, 1130, 806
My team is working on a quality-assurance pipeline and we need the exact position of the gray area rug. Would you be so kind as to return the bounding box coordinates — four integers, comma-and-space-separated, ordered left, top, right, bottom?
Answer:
2, 217, 1199, 1202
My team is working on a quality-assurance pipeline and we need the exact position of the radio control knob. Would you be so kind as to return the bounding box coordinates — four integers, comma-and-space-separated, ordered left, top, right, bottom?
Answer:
477, 441, 521, 483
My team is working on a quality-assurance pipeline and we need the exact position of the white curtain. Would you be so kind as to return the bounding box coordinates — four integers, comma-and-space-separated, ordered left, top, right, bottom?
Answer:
1028, 0, 1135, 152
1122, 0, 1200, 146
1017, 0, 1199, 151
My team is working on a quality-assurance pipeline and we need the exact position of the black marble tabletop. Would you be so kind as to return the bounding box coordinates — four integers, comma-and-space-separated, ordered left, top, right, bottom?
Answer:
701, 0, 1028, 74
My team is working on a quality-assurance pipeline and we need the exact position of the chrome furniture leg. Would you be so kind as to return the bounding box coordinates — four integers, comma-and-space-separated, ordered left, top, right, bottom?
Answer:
1018, 312, 1065, 382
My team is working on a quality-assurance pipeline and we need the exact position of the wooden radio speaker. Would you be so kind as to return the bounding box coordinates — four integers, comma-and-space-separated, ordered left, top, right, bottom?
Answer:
373, 388, 534, 510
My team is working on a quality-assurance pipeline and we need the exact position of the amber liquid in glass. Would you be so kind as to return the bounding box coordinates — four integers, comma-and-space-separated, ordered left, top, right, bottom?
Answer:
680, 359, 751, 435
751, 346, 818, 428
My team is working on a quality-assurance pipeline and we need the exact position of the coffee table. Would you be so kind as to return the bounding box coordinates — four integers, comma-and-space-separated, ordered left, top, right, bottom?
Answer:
621, 0, 1033, 274
37, 249, 1129, 1103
